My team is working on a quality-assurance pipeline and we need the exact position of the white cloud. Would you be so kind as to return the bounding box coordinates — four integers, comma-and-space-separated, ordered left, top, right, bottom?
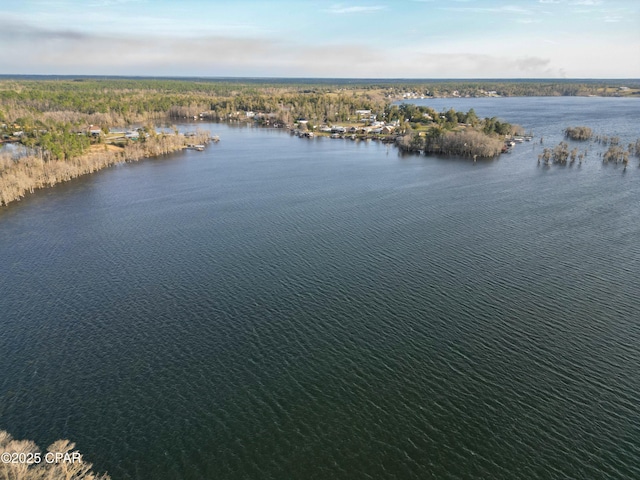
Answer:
2, 10, 638, 78
0, 22, 570, 78
326, 4, 386, 14
569, 0, 602, 5
442, 5, 534, 15
87, 0, 144, 6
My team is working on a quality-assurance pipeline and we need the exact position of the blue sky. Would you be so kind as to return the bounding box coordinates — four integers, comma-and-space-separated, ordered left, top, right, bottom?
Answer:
1, 0, 638, 78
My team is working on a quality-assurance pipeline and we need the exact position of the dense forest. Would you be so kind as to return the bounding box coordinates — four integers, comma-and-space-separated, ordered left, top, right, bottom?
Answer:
1, 78, 637, 128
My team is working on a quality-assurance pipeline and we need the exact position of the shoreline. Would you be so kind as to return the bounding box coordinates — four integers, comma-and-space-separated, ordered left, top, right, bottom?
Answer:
0, 131, 211, 207
0, 118, 518, 209
389, 93, 640, 101
3, 81, 638, 207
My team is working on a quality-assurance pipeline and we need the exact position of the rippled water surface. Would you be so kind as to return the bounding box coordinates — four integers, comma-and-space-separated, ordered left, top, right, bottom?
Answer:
1, 97, 639, 479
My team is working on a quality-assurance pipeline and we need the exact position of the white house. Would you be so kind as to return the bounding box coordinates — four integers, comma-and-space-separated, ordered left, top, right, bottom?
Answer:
88, 125, 102, 136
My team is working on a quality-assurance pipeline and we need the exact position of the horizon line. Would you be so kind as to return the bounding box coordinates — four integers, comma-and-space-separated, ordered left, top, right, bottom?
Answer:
1, 74, 639, 82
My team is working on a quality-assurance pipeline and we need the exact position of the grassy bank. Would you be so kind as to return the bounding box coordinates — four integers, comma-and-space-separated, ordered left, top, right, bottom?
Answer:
0, 130, 210, 206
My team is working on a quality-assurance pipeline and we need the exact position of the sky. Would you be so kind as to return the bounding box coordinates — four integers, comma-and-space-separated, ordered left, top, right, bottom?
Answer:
1, 0, 638, 78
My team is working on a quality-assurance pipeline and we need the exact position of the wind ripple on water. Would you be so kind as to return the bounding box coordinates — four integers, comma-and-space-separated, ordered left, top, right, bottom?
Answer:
1, 110, 639, 479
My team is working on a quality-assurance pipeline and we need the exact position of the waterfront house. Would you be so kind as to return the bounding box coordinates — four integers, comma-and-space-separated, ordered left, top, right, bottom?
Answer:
88, 125, 102, 136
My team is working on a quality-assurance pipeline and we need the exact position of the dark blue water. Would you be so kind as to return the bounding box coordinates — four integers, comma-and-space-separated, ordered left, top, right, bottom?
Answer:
1, 97, 639, 479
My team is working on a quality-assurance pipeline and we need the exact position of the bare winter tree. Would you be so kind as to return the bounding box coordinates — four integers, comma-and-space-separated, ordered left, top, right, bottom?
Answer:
0, 429, 111, 480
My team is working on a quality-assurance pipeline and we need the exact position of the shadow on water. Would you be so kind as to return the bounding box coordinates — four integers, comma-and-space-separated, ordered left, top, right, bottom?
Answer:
397, 148, 499, 163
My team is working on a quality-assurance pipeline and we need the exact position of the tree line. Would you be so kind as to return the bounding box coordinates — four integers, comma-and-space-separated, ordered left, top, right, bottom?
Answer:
1, 130, 210, 206
3, 78, 628, 206
395, 107, 520, 158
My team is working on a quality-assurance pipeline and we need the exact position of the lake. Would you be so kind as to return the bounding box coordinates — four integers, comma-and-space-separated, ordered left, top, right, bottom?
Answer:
1, 97, 639, 479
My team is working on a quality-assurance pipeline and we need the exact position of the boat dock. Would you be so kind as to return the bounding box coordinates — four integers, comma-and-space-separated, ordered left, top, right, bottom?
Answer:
186, 144, 206, 151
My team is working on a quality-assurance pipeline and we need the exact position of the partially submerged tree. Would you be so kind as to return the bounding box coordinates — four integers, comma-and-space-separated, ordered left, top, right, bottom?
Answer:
564, 126, 593, 140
